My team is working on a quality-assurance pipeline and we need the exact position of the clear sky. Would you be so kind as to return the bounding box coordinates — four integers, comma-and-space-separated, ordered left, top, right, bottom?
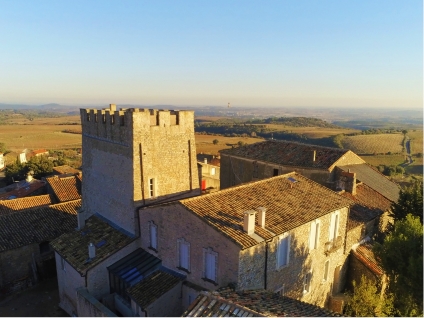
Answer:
0, 0, 422, 108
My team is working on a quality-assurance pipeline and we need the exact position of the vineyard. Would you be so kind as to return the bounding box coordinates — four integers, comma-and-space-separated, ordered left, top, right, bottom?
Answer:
341, 134, 404, 154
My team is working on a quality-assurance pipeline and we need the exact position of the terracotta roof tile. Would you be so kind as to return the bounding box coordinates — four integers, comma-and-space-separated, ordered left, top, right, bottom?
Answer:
0, 179, 46, 200
0, 194, 53, 215
51, 215, 135, 274
338, 164, 399, 202
0, 199, 80, 252
127, 269, 182, 308
341, 184, 392, 230
46, 175, 81, 202
180, 173, 353, 249
352, 242, 383, 276
220, 140, 353, 170
183, 288, 342, 317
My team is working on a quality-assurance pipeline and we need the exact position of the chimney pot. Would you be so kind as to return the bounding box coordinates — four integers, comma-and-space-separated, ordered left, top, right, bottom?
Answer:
88, 242, 96, 259
110, 104, 116, 112
204, 158, 207, 164
243, 210, 256, 235
256, 207, 266, 228
312, 150, 316, 162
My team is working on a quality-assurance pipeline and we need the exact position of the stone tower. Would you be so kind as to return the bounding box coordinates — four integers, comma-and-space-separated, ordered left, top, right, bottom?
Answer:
79, 104, 200, 236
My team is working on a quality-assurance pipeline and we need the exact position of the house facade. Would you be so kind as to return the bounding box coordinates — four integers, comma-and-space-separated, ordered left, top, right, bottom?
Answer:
139, 172, 353, 308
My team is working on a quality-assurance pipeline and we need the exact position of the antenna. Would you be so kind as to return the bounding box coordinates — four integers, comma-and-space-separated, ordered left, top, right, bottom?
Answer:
228, 102, 230, 108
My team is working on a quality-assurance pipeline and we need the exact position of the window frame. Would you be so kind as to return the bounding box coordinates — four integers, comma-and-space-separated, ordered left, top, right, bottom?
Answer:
308, 219, 321, 251
203, 247, 218, 284
210, 167, 216, 176
177, 238, 191, 273
323, 260, 330, 282
61, 256, 66, 272
149, 221, 158, 251
303, 270, 312, 295
329, 211, 340, 241
148, 178, 156, 198
276, 233, 290, 269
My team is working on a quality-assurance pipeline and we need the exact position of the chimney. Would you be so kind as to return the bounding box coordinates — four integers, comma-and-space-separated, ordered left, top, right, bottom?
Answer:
256, 207, 266, 228
204, 158, 207, 164
88, 243, 96, 259
341, 171, 357, 195
243, 210, 256, 235
77, 209, 85, 229
109, 104, 116, 112
26, 170, 34, 183
312, 150, 316, 162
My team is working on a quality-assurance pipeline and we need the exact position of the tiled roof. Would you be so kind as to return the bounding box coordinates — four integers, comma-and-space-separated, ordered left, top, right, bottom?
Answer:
0, 179, 46, 200
31, 149, 48, 155
51, 215, 135, 274
0, 199, 80, 252
220, 140, 353, 170
183, 288, 341, 317
180, 172, 353, 249
127, 268, 183, 308
338, 164, 399, 202
341, 184, 392, 230
352, 242, 383, 276
46, 175, 81, 202
0, 194, 53, 215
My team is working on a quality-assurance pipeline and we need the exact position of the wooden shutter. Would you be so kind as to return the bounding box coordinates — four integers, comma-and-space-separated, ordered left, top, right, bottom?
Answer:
329, 213, 335, 241
315, 221, 320, 249
278, 235, 289, 267
334, 213, 339, 239
180, 242, 189, 270
206, 252, 216, 281
151, 224, 157, 249
309, 222, 316, 250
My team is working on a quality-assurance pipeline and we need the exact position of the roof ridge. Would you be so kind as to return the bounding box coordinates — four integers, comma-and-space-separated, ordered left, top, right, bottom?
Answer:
48, 199, 82, 208
180, 172, 297, 203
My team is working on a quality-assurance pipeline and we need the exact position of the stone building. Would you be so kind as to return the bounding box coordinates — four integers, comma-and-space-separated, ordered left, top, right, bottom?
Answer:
219, 140, 365, 189
197, 156, 220, 193
139, 172, 353, 308
51, 105, 201, 316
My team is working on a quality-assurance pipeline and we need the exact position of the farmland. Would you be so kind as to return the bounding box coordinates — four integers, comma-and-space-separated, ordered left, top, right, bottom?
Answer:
341, 134, 405, 154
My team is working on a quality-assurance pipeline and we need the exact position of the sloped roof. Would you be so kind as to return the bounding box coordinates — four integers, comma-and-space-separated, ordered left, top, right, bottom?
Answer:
51, 215, 135, 274
183, 288, 341, 317
0, 194, 53, 215
220, 140, 353, 170
0, 199, 80, 252
46, 175, 81, 202
352, 242, 383, 276
127, 268, 183, 308
179, 173, 353, 249
0, 179, 46, 200
52, 165, 81, 175
338, 164, 399, 202
341, 184, 392, 230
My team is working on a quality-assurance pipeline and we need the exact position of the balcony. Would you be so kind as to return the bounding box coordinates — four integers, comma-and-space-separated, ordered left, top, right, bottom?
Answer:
324, 236, 343, 255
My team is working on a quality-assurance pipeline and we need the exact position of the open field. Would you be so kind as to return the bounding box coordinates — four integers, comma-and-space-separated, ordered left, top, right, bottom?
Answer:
341, 133, 405, 154
195, 134, 263, 154
258, 125, 358, 138
407, 130, 423, 154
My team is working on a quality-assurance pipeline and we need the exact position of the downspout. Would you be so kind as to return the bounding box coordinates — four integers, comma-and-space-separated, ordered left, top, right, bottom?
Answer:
264, 242, 268, 290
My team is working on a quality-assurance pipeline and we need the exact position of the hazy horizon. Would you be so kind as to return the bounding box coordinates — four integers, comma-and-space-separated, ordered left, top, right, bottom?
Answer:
1, 1, 422, 109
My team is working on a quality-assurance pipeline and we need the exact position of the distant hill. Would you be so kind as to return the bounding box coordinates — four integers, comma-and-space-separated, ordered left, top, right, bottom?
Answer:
0, 103, 80, 113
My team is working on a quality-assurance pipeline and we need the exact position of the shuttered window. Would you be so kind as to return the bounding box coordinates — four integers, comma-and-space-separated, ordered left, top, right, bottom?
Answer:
277, 233, 290, 268
178, 238, 190, 271
203, 248, 218, 282
329, 211, 340, 241
303, 271, 312, 294
323, 260, 330, 282
309, 220, 321, 250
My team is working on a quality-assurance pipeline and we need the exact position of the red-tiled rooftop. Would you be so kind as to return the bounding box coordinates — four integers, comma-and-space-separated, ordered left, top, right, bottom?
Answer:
220, 140, 359, 170
341, 183, 392, 230
46, 175, 81, 202
0, 194, 53, 215
52, 165, 81, 175
0, 179, 46, 200
352, 242, 384, 276
180, 172, 353, 249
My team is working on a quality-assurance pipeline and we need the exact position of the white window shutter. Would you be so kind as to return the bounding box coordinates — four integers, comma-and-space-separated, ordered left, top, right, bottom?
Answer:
286, 235, 291, 264
315, 221, 320, 249
278, 235, 290, 267
334, 213, 339, 239
309, 222, 316, 250
329, 213, 335, 241
151, 224, 157, 249
180, 243, 189, 270
206, 253, 216, 281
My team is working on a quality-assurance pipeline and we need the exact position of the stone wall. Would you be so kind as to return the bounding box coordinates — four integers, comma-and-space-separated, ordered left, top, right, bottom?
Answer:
145, 281, 183, 316
237, 243, 266, 290
139, 204, 241, 290
220, 154, 332, 189
80, 106, 200, 236
266, 207, 350, 308
76, 287, 117, 317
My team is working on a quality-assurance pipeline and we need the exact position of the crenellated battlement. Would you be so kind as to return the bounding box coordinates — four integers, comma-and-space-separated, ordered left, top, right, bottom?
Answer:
80, 104, 194, 144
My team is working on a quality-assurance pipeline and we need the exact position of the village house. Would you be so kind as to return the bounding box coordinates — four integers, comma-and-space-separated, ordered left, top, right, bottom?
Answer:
52, 164, 81, 176
45, 173, 82, 203
219, 140, 399, 204
0, 172, 46, 200
139, 172, 353, 309
0, 199, 80, 297
197, 155, 220, 193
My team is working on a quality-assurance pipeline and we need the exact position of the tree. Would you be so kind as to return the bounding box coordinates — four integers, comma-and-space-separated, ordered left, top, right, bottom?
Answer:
0, 142, 6, 153
212, 139, 219, 145
25, 155, 54, 179
402, 129, 408, 135
374, 214, 423, 316
5, 160, 26, 183
391, 182, 423, 223
344, 275, 393, 317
